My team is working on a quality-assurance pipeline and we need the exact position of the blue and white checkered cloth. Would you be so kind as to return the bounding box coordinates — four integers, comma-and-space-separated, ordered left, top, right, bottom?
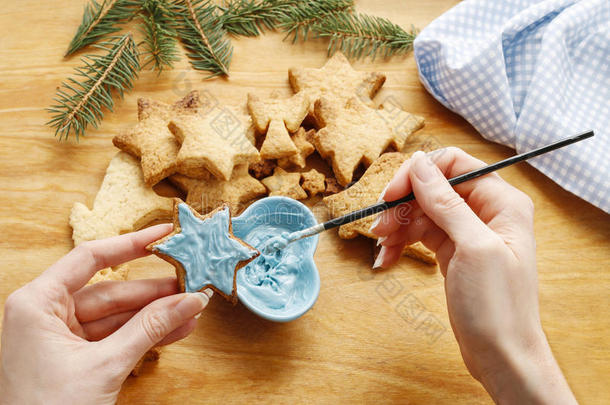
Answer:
414, 0, 610, 213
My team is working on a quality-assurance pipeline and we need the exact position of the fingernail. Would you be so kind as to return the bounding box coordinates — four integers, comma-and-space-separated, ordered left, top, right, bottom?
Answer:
376, 236, 387, 246
195, 311, 203, 319
373, 246, 387, 269
378, 182, 391, 202
176, 292, 209, 317
369, 215, 382, 233
203, 288, 214, 299
412, 151, 438, 183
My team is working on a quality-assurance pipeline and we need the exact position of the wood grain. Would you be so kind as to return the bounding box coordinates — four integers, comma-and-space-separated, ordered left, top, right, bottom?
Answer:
0, 1, 608, 404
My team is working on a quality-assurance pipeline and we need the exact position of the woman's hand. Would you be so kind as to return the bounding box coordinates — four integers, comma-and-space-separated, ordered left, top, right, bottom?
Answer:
370, 149, 577, 404
0, 224, 211, 405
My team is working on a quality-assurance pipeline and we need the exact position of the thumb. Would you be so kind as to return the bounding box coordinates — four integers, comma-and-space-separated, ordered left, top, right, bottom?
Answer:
408, 151, 490, 245
102, 291, 211, 369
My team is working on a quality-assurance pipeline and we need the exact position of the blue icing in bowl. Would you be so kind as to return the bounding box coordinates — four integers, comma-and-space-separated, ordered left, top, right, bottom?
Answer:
232, 196, 320, 322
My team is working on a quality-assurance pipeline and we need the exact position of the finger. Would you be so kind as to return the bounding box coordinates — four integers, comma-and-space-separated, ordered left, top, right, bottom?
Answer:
372, 245, 403, 269
155, 318, 198, 347
370, 201, 418, 236
411, 147, 534, 230
411, 148, 535, 255
103, 290, 212, 366
40, 224, 173, 293
74, 277, 179, 323
80, 310, 138, 341
372, 202, 422, 237
408, 151, 492, 245
382, 158, 413, 202
380, 215, 449, 253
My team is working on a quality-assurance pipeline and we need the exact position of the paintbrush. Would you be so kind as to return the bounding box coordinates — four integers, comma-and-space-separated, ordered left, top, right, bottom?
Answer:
262, 130, 594, 253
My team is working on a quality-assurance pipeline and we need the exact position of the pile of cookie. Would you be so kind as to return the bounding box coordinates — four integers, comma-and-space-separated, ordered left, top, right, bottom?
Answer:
68, 51, 436, 374
70, 52, 436, 281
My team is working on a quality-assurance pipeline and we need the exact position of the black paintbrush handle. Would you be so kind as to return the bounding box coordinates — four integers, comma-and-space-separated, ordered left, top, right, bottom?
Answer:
323, 130, 594, 231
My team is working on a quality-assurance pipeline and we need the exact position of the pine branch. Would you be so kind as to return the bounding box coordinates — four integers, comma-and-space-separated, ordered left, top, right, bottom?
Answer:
314, 12, 417, 60
218, 0, 298, 37
278, 0, 354, 43
47, 34, 140, 140
172, 0, 233, 78
65, 0, 139, 56
139, 0, 180, 73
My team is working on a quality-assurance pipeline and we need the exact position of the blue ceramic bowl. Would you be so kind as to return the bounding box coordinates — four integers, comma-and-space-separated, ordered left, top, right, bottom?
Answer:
232, 196, 320, 322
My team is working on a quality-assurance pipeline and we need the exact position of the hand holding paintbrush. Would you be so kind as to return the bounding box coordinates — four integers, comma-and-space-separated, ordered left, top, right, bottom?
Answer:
263, 131, 593, 254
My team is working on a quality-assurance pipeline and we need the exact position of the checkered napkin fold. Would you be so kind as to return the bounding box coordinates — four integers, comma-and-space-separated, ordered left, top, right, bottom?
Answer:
414, 0, 610, 213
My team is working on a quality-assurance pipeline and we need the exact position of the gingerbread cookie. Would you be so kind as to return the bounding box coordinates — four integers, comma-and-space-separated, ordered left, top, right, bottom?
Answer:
131, 347, 161, 377
169, 107, 260, 181
402, 242, 436, 265
288, 52, 386, 114
148, 200, 259, 303
301, 168, 325, 197
377, 101, 425, 149
324, 177, 344, 195
70, 152, 173, 246
314, 97, 424, 186
249, 159, 277, 180
170, 164, 266, 215
261, 167, 307, 200
247, 92, 310, 159
372, 240, 436, 266
323, 152, 435, 265
277, 128, 315, 169
113, 91, 200, 186
87, 265, 130, 285
324, 152, 405, 239
225, 103, 258, 146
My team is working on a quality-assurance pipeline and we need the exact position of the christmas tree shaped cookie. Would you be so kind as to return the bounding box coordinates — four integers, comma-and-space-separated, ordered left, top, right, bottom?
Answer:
148, 200, 259, 303
277, 128, 315, 169
70, 152, 174, 246
247, 92, 310, 159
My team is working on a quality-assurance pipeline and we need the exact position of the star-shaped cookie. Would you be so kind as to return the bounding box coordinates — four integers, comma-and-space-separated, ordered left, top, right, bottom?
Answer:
170, 164, 267, 215
148, 200, 259, 303
261, 167, 307, 200
288, 52, 386, 114
377, 101, 426, 149
247, 92, 310, 159
313, 97, 424, 186
169, 106, 260, 181
249, 159, 277, 180
277, 128, 315, 169
301, 168, 326, 197
373, 240, 436, 265
324, 177, 344, 195
323, 152, 435, 264
70, 152, 174, 246
113, 91, 200, 185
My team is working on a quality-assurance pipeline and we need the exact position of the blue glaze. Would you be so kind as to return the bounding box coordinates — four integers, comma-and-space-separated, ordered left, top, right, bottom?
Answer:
155, 204, 258, 296
232, 197, 320, 322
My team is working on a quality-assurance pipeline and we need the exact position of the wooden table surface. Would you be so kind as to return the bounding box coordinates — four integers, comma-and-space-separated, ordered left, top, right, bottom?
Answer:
1, 1, 609, 403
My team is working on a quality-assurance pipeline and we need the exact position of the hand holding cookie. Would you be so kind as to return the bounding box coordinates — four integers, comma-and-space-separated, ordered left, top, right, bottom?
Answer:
370, 149, 576, 404
0, 225, 211, 404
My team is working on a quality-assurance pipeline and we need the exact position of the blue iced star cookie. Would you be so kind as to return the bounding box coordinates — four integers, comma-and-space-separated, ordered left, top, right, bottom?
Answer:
148, 199, 259, 303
